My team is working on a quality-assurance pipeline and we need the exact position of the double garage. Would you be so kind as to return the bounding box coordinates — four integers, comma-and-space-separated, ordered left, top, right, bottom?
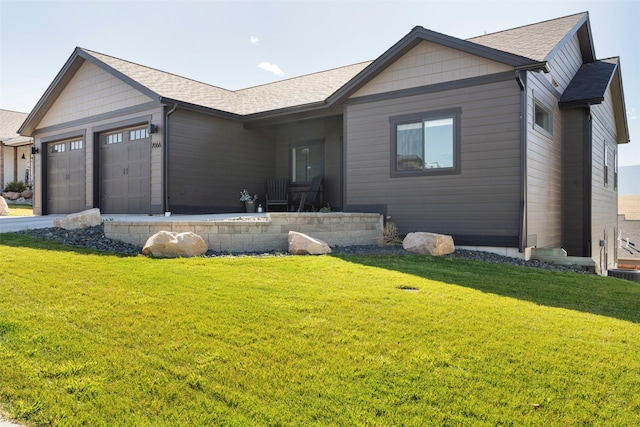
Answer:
44, 124, 151, 214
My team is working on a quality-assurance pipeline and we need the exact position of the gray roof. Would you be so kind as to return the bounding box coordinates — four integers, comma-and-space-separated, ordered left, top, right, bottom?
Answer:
559, 58, 618, 107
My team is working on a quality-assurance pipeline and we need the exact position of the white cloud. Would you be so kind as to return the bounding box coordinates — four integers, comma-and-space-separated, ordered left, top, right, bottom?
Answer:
258, 62, 284, 76
627, 107, 637, 120
250, 36, 260, 45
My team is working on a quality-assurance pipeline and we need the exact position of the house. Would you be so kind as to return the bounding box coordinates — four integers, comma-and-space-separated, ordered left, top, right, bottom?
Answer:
0, 109, 33, 190
18, 12, 629, 273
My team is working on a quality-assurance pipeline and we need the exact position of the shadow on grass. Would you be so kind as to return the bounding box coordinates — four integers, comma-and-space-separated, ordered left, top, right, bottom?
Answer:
332, 253, 640, 324
0, 233, 139, 258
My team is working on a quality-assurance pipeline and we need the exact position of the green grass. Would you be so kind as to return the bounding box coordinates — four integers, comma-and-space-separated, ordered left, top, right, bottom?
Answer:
1, 234, 640, 426
6, 203, 33, 216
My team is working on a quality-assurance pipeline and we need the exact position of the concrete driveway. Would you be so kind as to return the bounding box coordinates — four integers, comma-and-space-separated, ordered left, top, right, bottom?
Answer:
0, 215, 65, 233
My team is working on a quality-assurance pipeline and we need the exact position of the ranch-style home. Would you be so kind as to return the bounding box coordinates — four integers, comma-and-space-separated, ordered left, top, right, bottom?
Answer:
1, 109, 33, 190
18, 12, 629, 272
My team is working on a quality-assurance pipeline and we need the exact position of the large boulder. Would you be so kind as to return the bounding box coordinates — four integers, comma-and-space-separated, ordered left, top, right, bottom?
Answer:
288, 231, 332, 255
54, 208, 102, 230
0, 196, 9, 216
403, 232, 455, 256
2, 192, 20, 201
142, 231, 208, 258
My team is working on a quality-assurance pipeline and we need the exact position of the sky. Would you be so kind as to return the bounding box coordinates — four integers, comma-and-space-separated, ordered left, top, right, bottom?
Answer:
0, 0, 638, 166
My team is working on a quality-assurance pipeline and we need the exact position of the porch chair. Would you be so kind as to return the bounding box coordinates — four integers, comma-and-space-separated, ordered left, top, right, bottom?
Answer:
265, 177, 290, 212
297, 176, 324, 212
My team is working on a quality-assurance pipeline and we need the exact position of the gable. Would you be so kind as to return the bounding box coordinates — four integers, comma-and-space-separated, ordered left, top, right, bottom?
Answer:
349, 40, 513, 99
38, 60, 153, 129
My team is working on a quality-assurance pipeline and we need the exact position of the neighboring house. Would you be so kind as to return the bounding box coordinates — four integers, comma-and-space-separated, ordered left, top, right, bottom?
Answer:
0, 109, 33, 189
18, 12, 629, 273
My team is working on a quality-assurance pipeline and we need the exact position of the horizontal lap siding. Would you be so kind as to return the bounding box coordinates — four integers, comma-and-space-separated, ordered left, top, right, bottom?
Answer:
169, 110, 274, 212
345, 78, 521, 242
527, 73, 563, 248
590, 87, 619, 271
545, 34, 583, 92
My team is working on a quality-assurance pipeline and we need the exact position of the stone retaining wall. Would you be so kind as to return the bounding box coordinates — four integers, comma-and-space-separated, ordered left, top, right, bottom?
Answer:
104, 212, 383, 252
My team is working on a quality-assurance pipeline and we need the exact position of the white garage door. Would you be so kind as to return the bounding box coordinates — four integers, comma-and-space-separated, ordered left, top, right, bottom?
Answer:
46, 139, 86, 214
100, 126, 151, 214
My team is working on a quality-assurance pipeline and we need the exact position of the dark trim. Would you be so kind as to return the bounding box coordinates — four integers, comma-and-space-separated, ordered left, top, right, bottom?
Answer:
92, 129, 100, 209
91, 115, 152, 133
543, 13, 590, 62
347, 71, 514, 106
454, 234, 520, 248
389, 107, 462, 178
530, 72, 562, 100
328, 26, 541, 105
32, 101, 160, 136
517, 71, 527, 251
40, 130, 86, 144
244, 106, 343, 129
583, 109, 592, 257
158, 97, 243, 121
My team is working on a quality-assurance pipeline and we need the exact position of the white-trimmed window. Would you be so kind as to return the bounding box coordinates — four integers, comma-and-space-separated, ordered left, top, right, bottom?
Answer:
534, 100, 553, 134
390, 108, 461, 176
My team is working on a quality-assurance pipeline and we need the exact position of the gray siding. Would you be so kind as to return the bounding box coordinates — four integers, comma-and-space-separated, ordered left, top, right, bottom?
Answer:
562, 108, 588, 256
590, 86, 619, 272
272, 116, 343, 210
526, 72, 563, 248
545, 34, 583, 92
345, 76, 522, 246
168, 109, 275, 213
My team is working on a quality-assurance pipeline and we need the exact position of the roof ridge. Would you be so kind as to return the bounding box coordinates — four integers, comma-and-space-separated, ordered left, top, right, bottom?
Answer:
235, 60, 373, 93
80, 47, 236, 94
466, 11, 587, 41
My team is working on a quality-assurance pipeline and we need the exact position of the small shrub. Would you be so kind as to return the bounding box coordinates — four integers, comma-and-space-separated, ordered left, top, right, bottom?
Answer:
319, 204, 332, 213
378, 216, 402, 246
3, 180, 26, 193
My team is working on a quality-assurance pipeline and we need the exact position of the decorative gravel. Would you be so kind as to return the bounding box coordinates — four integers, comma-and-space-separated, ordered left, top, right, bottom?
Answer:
14, 224, 592, 274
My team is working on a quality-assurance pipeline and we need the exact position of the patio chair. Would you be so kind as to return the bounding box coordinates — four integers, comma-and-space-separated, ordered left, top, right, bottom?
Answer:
265, 177, 289, 212
297, 176, 324, 212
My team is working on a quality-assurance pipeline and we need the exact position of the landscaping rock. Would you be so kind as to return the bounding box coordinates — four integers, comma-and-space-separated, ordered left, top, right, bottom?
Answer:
0, 196, 9, 216
142, 231, 208, 258
403, 232, 455, 256
21, 189, 33, 199
2, 192, 19, 201
54, 208, 102, 230
288, 231, 332, 255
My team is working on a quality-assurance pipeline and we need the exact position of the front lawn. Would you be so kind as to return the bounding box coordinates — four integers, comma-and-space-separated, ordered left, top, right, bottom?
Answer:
6, 203, 33, 217
1, 234, 639, 426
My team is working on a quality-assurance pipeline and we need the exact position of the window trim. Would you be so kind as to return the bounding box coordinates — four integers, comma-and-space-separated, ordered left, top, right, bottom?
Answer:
389, 107, 461, 177
533, 99, 553, 135
289, 138, 324, 186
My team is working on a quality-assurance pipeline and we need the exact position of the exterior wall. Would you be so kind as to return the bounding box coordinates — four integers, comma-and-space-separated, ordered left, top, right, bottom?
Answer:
272, 116, 343, 210
544, 34, 583, 92
590, 86, 619, 272
352, 41, 512, 98
167, 109, 276, 213
38, 60, 152, 128
345, 75, 522, 246
561, 108, 588, 256
2, 144, 32, 187
104, 212, 383, 251
526, 72, 563, 248
32, 106, 163, 215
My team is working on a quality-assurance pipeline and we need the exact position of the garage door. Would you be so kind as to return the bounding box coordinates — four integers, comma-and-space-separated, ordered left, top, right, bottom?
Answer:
100, 126, 150, 214
46, 139, 86, 214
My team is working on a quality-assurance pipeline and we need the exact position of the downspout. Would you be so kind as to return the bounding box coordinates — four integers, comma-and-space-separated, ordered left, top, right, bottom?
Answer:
164, 103, 178, 213
515, 70, 527, 253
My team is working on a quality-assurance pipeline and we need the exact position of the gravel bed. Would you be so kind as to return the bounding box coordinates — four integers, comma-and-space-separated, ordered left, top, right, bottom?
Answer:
14, 224, 592, 274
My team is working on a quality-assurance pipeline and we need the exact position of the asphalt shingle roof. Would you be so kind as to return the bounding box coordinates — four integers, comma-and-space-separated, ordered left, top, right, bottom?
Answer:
559, 58, 618, 106
0, 109, 28, 140
467, 12, 586, 62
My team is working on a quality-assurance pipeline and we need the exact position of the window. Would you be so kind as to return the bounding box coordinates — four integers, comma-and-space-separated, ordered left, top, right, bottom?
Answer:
130, 127, 149, 141
51, 143, 65, 153
534, 100, 553, 134
106, 133, 123, 144
390, 108, 461, 176
614, 149, 618, 190
604, 145, 609, 186
291, 140, 324, 184
70, 140, 83, 150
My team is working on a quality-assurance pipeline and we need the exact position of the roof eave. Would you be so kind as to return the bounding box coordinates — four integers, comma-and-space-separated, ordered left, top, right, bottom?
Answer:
160, 98, 244, 121
327, 26, 541, 105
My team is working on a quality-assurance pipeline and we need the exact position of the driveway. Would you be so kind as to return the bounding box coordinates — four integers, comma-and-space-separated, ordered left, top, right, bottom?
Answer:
0, 215, 65, 233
